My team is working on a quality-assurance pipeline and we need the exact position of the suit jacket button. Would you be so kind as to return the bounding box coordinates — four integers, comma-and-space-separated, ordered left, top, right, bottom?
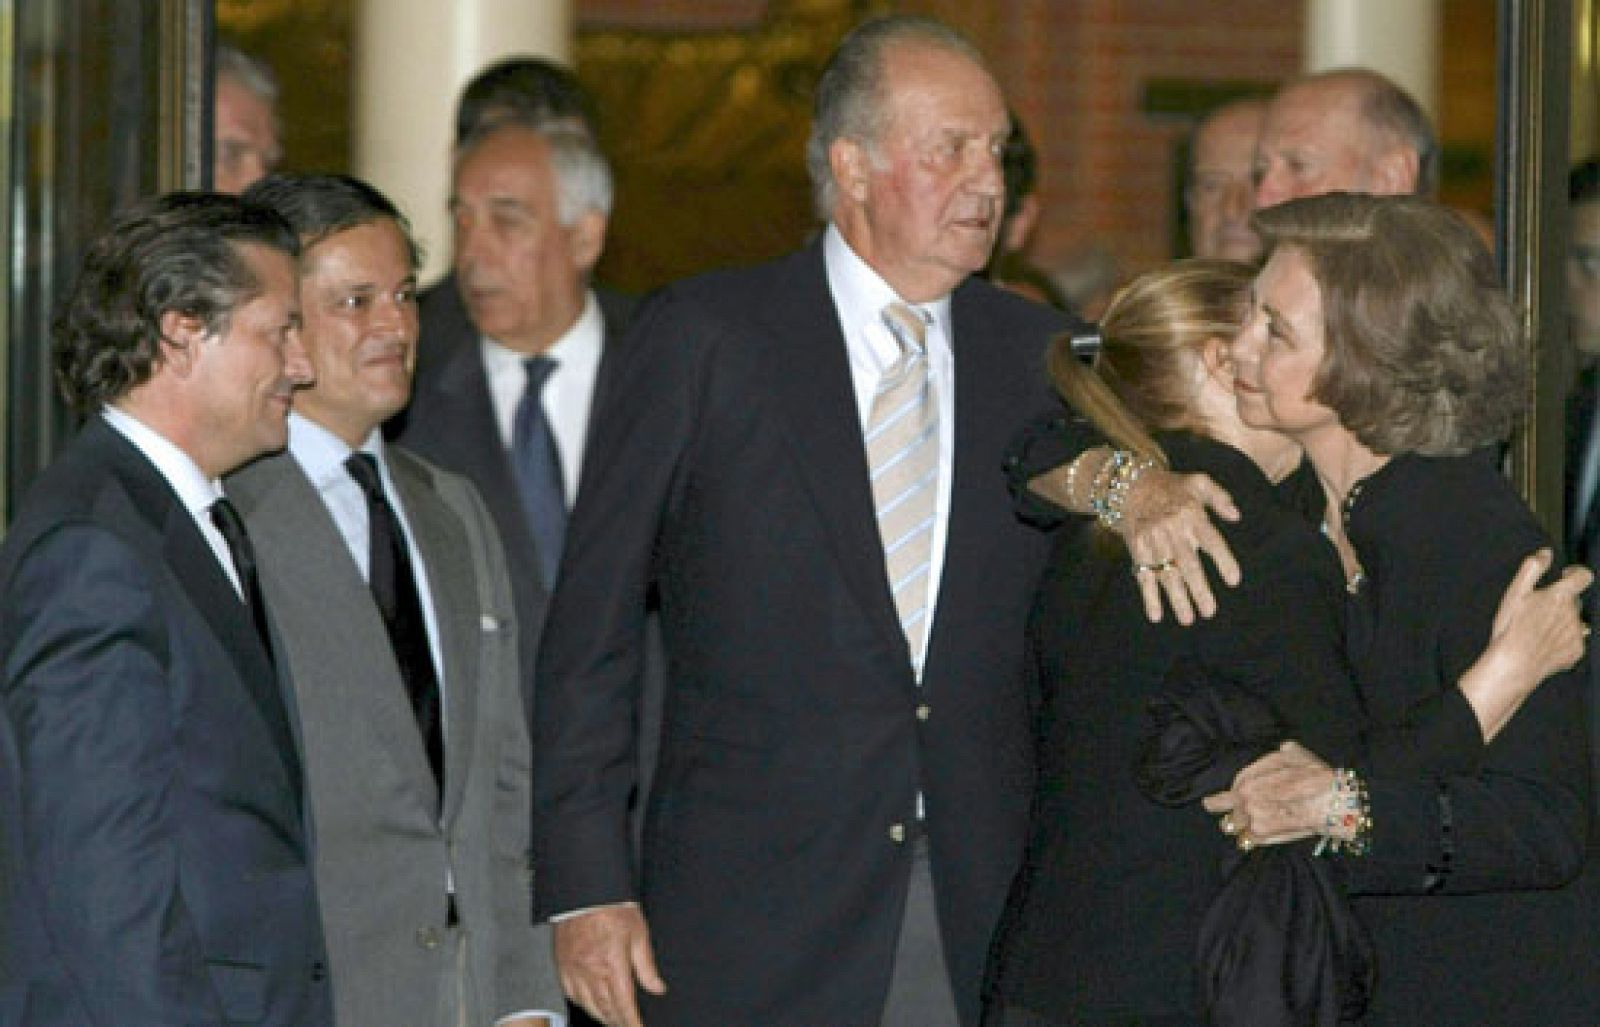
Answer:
889, 823, 906, 844
311, 960, 327, 982
915, 704, 931, 722
416, 926, 442, 949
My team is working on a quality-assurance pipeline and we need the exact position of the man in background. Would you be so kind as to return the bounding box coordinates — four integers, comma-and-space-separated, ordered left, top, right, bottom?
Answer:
1186, 97, 1266, 261
394, 60, 631, 680
1252, 67, 1435, 208
0, 192, 328, 1024
232, 172, 562, 1027
214, 44, 283, 194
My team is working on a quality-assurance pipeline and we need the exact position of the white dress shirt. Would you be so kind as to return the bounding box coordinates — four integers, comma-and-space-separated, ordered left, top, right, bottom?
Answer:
823, 224, 955, 679
283, 413, 446, 691
481, 291, 604, 507
101, 405, 242, 597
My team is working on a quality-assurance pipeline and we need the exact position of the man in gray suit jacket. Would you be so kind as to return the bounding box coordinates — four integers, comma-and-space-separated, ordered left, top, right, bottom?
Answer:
229, 174, 562, 1026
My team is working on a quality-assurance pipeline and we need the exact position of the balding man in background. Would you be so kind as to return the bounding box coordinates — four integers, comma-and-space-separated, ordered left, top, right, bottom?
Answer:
1252, 67, 1435, 208
1186, 97, 1266, 261
213, 45, 283, 194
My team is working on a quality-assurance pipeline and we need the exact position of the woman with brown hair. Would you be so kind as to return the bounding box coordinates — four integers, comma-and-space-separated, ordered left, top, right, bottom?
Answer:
981, 252, 1584, 1025
1209, 191, 1600, 1024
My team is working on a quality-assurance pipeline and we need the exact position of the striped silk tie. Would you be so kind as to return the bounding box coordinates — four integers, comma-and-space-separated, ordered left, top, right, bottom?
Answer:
868, 301, 938, 667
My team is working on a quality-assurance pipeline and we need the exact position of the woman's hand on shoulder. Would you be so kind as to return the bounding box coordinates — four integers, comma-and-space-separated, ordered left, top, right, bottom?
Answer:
1459, 549, 1592, 741
1124, 468, 1242, 626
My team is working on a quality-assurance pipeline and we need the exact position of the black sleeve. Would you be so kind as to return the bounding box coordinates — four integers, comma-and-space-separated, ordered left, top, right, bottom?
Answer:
1002, 406, 1106, 530
1345, 546, 1590, 896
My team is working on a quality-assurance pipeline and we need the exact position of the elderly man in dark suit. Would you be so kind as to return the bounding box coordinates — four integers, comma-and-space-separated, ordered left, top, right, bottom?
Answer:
228, 173, 562, 1027
533, 15, 1074, 1027
0, 192, 330, 1025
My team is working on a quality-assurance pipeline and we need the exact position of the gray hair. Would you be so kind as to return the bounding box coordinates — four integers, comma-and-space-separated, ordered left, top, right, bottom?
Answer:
805, 15, 987, 220
216, 44, 279, 105
458, 114, 613, 224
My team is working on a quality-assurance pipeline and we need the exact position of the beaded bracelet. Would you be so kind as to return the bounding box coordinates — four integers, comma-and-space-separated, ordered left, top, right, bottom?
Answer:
1314, 767, 1373, 857
1062, 451, 1091, 510
1089, 450, 1158, 529
1088, 450, 1128, 525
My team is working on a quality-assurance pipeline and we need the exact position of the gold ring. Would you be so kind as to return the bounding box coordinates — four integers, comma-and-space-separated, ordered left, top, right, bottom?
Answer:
1219, 814, 1237, 835
1133, 559, 1177, 577
1237, 835, 1255, 853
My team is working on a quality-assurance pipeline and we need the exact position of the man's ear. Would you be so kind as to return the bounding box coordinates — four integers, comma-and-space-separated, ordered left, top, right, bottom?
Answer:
569, 210, 608, 275
1372, 144, 1421, 196
156, 310, 209, 377
830, 137, 873, 204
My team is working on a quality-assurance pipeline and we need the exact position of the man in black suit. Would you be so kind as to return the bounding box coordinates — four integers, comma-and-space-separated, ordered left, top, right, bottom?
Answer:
392, 108, 629, 677
533, 15, 1071, 1026
0, 193, 330, 1024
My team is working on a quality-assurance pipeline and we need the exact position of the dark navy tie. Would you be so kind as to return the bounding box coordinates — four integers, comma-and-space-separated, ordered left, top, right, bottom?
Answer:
512, 355, 567, 588
210, 495, 275, 666
345, 452, 445, 795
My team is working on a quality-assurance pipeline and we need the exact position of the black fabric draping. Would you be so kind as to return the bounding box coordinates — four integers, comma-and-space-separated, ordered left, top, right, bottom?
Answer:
1138, 684, 1374, 1026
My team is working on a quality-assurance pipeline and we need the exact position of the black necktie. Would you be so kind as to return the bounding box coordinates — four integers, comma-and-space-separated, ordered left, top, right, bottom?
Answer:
210, 496, 275, 665
345, 452, 445, 793
512, 355, 567, 588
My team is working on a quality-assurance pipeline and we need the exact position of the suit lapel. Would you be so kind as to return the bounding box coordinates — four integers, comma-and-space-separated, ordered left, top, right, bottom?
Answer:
230, 454, 442, 813
93, 422, 303, 793
761, 247, 907, 650
390, 452, 479, 822
430, 339, 551, 611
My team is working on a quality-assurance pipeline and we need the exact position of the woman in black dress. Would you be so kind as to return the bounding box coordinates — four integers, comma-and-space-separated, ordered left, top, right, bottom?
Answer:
982, 255, 1584, 1025
1210, 192, 1600, 1025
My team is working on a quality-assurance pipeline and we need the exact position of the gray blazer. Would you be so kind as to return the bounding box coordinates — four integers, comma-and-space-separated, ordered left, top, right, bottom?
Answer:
227, 445, 559, 1026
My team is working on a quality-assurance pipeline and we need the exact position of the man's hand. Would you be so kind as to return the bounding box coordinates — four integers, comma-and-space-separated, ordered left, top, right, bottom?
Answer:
554, 905, 665, 1027
1122, 467, 1240, 624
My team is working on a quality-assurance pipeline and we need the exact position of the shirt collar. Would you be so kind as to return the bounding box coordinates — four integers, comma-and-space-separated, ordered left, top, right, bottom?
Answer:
287, 411, 385, 489
481, 289, 602, 376
101, 404, 225, 516
823, 224, 953, 343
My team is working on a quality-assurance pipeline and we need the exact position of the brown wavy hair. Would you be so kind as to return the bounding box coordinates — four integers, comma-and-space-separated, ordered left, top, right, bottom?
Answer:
1252, 192, 1526, 456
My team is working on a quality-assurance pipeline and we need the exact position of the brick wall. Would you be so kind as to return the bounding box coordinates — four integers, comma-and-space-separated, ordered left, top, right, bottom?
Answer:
579, 0, 1303, 293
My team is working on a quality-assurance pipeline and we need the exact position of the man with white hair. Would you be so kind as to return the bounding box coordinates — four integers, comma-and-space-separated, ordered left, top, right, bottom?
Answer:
394, 115, 623, 679
532, 14, 1074, 1026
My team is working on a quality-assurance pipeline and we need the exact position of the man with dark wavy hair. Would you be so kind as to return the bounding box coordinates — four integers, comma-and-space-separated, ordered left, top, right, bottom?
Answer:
0, 192, 328, 1025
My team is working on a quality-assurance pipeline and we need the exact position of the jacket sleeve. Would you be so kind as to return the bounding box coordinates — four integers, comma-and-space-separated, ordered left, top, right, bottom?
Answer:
1346, 551, 1590, 896
442, 474, 565, 1017
2, 524, 228, 1024
530, 287, 704, 918
1002, 407, 1105, 530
